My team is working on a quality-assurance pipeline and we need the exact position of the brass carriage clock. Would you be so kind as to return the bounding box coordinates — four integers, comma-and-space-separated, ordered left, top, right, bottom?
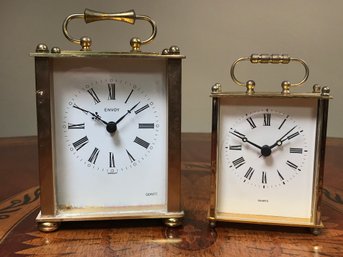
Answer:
209, 54, 331, 234
32, 8, 184, 232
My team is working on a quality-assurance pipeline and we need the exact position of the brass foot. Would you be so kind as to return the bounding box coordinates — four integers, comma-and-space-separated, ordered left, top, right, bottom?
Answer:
208, 217, 216, 228
209, 220, 216, 228
311, 227, 321, 236
164, 217, 182, 227
37, 222, 60, 232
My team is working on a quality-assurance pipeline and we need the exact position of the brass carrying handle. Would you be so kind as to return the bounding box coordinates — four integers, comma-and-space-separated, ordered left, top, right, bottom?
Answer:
230, 54, 309, 94
62, 8, 157, 51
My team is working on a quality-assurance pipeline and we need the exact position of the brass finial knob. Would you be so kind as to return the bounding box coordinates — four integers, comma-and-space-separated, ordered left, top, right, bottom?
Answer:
80, 36, 92, 51
51, 47, 61, 54
36, 43, 49, 53
312, 84, 321, 93
212, 83, 222, 93
321, 86, 330, 96
281, 81, 291, 94
246, 80, 255, 95
130, 37, 142, 52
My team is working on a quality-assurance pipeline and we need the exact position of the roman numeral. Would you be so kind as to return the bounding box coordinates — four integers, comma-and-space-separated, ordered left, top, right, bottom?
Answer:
232, 157, 245, 169
278, 115, 289, 129
72, 136, 89, 151
134, 104, 149, 114
290, 147, 303, 154
68, 123, 85, 129
125, 89, 134, 104
262, 171, 267, 184
138, 123, 155, 129
286, 160, 298, 169
87, 88, 101, 104
244, 167, 255, 180
246, 117, 256, 129
134, 136, 150, 149
277, 170, 285, 184
287, 131, 300, 140
108, 83, 115, 100
109, 152, 115, 167
126, 149, 135, 162
263, 113, 271, 126
229, 145, 242, 150
88, 147, 100, 164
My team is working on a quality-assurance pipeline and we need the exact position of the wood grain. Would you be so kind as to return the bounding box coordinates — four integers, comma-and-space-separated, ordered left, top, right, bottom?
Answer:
0, 135, 342, 257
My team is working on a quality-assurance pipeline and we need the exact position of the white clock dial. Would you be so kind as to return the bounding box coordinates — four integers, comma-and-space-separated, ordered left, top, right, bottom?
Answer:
63, 78, 160, 174
51, 58, 168, 210
224, 108, 309, 189
217, 97, 317, 219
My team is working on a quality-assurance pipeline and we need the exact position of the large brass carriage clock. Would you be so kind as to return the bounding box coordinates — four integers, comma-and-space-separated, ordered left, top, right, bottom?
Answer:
209, 54, 331, 234
32, 8, 184, 232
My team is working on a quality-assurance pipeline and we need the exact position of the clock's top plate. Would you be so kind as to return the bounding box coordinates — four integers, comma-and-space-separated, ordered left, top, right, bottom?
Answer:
211, 91, 332, 100
30, 51, 185, 59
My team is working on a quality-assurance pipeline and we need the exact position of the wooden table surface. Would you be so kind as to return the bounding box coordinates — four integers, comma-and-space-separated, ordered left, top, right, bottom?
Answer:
0, 134, 342, 257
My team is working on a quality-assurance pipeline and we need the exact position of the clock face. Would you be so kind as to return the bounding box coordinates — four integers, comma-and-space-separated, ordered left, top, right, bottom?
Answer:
63, 78, 159, 174
52, 57, 168, 210
224, 108, 309, 189
217, 97, 318, 219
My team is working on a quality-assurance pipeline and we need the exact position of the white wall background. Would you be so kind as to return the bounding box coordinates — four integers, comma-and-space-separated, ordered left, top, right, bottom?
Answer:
0, 0, 342, 137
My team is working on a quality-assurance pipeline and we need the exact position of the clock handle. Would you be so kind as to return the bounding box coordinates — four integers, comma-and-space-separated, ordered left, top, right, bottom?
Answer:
62, 9, 157, 52
230, 54, 309, 94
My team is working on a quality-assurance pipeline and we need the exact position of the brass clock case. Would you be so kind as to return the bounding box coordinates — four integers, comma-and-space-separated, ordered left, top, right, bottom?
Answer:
32, 8, 184, 232
209, 54, 332, 233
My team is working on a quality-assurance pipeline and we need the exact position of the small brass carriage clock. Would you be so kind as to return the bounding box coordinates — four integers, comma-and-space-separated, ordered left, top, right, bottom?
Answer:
32, 8, 184, 232
209, 54, 331, 234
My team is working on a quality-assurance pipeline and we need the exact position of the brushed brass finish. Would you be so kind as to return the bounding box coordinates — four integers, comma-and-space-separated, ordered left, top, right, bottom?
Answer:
36, 211, 183, 223
208, 88, 220, 224
313, 84, 321, 93
211, 83, 222, 93
84, 8, 136, 24
62, 8, 157, 51
230, 54, 309, 92
162, 46, 181, 55
246, 80, 256, 95
209, 82, 332, 230
33, 53, 184, 229
164, 218, 183, 227
50, 47, 61, 54
36, 43, 49, 53
35, 57, 56, 216
31, 51, 185, 59
167, 58, 182, 213
37, 222, 60, 232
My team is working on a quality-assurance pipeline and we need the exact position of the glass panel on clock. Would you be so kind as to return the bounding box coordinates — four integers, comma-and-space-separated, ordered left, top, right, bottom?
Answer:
51, 57, 168, 215
217, 97, 318, 223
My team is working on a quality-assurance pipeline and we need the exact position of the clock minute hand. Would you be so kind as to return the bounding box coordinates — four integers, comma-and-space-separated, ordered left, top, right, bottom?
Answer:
72, 104, 108, 125
269, 125, 297, 150
115, 102, 140, 125
229, 130, 262, 150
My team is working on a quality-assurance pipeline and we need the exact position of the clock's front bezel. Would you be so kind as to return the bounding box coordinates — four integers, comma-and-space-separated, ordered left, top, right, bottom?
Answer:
209, 92, 330, 228
34, 53, 184, 222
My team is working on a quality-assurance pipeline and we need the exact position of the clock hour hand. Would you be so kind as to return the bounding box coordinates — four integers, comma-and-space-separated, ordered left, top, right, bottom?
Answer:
269, 125, 297, 150
115, 102, 140, 124
229, 130, 262, 150
72, 104, 108, 125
